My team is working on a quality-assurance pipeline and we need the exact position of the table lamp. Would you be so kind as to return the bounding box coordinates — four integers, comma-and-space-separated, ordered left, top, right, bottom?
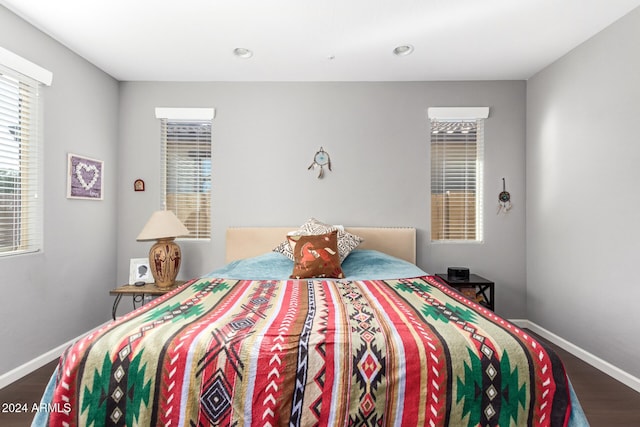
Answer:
136, 210, 189, 288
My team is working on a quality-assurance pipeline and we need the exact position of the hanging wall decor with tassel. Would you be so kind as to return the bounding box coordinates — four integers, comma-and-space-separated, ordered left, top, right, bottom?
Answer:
308, 146, 332, 179
497, 177, 512, 214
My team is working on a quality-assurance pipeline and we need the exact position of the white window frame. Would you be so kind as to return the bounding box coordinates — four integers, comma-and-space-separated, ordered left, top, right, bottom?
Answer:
429, 107, 488, 243
155, 107, 214, 240
0, 48, 51, 257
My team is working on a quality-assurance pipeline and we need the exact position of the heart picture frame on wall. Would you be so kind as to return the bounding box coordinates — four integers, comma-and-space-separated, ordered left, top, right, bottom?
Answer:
67, 153, 104, 200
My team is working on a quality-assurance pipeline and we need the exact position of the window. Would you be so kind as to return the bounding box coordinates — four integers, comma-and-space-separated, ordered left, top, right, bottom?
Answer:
0, 49, 51, 256
429, 107, 488, 242
156, 108, 214, 240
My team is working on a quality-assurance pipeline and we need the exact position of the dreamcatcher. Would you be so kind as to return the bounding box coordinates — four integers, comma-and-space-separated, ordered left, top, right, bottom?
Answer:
308, 146, 332, 178
497, 177, 512, 214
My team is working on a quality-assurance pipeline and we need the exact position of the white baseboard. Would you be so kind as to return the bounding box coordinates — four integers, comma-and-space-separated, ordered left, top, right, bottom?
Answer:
511, 319, 640, 394
0, 322, 109, 390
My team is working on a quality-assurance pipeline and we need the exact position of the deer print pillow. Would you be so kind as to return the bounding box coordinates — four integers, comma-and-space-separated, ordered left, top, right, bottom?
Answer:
288, 230, 345, 279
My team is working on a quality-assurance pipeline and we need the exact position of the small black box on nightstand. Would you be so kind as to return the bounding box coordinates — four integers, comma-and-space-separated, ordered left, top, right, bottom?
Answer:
447, 267, 470, 281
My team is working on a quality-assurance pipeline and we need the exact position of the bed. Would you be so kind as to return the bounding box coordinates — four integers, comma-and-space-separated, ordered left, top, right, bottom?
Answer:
33, 224, 588, 426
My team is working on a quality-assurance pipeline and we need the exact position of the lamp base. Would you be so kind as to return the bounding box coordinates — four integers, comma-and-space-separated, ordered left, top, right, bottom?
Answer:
149, 238, 182, 288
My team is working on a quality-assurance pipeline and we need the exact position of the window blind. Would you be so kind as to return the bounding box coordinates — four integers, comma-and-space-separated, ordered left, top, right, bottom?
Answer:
430, 119, 484, 242
0, 66, 42, 255
160, 119, 212, 239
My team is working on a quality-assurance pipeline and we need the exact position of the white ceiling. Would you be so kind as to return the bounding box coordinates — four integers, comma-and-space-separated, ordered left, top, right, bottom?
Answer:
2, 0, 639, 82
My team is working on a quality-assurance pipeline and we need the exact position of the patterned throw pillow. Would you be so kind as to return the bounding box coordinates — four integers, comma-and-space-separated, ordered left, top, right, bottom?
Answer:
288, 230, 345, 279
273, 218, 363, 263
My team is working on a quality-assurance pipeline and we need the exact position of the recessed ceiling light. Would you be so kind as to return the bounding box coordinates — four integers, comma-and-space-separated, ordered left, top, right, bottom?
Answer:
393, 45, 414, 57
233, 48, 253, 59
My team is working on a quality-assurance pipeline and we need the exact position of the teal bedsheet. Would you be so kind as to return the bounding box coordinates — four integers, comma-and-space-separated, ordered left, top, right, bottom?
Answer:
208, 249, 428, 280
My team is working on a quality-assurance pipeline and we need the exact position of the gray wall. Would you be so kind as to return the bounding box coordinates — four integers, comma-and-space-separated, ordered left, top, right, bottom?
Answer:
1, 4, 528, 376
527, 7, 640, 378
117, 81, 527, 318
0, 6, 119, 373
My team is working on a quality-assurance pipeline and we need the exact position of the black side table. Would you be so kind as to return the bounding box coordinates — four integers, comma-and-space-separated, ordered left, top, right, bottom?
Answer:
436, 273, 495, 311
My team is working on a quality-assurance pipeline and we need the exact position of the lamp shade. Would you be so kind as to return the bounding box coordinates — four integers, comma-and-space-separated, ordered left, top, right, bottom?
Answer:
137, 210, 189, 241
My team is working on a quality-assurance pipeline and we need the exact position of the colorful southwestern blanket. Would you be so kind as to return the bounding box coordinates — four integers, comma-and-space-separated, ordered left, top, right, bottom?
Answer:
44, 276, 571, 426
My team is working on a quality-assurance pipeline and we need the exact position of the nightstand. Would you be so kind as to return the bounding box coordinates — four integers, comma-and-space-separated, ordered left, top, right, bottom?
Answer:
109, 281, 185, 320
436, 273, 495, 311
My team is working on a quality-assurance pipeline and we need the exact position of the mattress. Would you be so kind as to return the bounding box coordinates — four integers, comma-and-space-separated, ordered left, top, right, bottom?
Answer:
32, 250, 588, 426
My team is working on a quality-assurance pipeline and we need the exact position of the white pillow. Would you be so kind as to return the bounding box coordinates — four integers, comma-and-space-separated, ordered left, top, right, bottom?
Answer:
273, 218, 363, 263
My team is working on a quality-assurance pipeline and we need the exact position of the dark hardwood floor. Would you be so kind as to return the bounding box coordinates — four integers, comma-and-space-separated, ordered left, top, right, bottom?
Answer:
0, 359, 58, 427
1, 331, 639, 426
533, 332, 640, 426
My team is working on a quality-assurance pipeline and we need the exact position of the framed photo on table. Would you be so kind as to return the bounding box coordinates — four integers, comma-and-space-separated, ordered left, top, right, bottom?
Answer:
129, 258, 153, 284
67, 153, 104, 200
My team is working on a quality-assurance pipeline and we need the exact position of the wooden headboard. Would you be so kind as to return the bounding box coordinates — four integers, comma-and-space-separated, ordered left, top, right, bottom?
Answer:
225, 227, 416, 264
